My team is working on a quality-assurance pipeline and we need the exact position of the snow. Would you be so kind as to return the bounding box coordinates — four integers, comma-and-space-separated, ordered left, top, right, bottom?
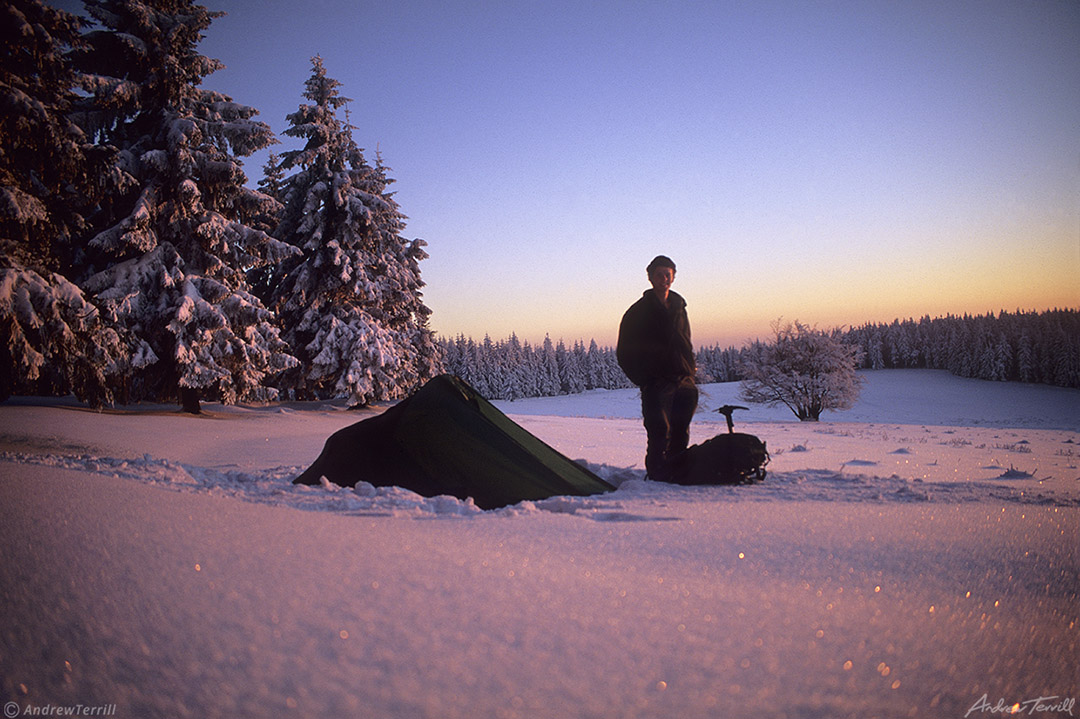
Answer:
1, 370, 1077, 718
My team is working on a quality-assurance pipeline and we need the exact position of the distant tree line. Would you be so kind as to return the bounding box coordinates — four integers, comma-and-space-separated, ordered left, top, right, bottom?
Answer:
439, 335, 631, 401
443, 308, 1080, 401
703, 309, 1080, 389
842, 309, 1080, 387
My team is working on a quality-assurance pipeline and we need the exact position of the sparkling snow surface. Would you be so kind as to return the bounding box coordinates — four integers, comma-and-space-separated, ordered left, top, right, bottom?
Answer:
1, 370, 1077, 718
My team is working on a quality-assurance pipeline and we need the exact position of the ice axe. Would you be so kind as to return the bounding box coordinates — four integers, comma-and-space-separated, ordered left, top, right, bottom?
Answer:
714, 405, 749, 433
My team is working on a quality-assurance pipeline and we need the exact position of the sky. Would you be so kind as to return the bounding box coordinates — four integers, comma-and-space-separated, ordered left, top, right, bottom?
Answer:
64, 0, 1080, 348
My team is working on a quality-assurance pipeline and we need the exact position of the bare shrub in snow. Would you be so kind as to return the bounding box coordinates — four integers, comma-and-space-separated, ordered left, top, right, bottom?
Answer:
738, 320, 864, 421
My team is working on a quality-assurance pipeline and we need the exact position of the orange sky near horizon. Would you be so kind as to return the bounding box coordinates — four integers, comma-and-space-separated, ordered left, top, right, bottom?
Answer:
425, 221, 1078, 349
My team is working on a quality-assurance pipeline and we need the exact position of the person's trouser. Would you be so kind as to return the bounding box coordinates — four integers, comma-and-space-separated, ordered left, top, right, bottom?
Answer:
640, 377, 698, 481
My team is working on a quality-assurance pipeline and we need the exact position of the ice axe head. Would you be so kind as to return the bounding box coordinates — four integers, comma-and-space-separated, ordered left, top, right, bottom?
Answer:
714, 404, 749, 433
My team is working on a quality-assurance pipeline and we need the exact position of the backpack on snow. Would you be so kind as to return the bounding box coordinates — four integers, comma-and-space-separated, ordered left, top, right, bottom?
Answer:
668, 405, 769, 486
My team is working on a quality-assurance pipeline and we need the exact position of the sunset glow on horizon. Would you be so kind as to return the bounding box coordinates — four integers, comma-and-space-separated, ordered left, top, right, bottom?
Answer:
55, 0, 1076, 349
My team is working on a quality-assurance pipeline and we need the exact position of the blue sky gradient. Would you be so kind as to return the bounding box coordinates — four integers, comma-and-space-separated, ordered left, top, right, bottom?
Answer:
62, 0, 1080, 347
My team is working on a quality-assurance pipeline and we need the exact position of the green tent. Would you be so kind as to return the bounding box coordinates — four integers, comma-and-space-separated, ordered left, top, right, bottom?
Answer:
295, 374, 615, 509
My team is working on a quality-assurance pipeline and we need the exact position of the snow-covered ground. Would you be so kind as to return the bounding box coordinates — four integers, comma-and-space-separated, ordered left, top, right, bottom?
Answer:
1, 370, 1077, 719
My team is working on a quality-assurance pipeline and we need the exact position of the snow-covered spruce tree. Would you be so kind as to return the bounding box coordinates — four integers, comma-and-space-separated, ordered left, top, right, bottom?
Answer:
247, 152, 284, 235
556, 340, 586, 395
268, 57, 439, 405
0, 0, 128, 405
245, 153, 286, 299
739, 320, 864, 421
257, 152, 286, 206
1, 0, 90, 271
70, 0, 299, 411
537, 336, 561, 397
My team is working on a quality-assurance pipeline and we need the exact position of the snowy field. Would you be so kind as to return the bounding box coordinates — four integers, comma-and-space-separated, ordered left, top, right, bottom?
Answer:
1, 369, 1077, 719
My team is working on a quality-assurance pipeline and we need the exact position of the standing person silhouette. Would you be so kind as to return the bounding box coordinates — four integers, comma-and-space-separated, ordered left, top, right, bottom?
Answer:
616, 255, 698, 482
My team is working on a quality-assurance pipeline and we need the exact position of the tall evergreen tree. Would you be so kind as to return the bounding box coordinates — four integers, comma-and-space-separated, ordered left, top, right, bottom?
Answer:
0, 0, 126, 405
70, 0, 298, 410
538, 335, 561, 396
269, 57, 439, 405
1, 0, 92, 270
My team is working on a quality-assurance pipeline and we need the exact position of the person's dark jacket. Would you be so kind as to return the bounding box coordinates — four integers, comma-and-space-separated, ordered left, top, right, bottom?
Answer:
617, 290, 695, 387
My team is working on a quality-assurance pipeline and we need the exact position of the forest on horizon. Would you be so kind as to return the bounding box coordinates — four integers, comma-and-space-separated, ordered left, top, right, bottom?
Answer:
439, 308, 1080, 401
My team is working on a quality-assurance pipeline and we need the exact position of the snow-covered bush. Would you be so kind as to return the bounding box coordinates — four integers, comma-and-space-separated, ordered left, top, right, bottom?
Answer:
739, 320, 864, 421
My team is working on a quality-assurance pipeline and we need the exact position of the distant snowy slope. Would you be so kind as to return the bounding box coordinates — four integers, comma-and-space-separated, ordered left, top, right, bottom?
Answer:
493, 369, 1080, 431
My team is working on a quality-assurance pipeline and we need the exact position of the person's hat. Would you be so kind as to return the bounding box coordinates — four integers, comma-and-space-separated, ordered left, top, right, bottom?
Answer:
646, 255, 676, 273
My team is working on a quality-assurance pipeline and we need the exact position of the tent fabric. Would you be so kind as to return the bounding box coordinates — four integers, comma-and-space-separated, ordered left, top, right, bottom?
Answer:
295, 374, 615, 509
